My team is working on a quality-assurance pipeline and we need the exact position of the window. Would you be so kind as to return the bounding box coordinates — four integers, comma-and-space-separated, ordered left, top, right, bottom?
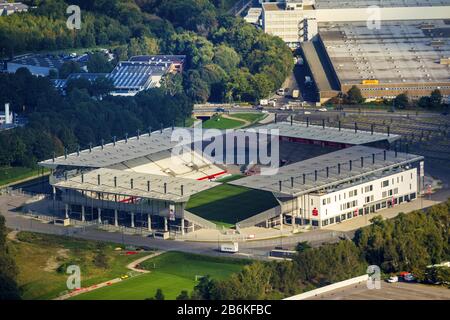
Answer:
382, 180, 389, 188
389, 189, 393, 196
323, 199, 326, 205
394, 188, 398, 195
330, 217, 335, 224
322, 219, 328, 226
382, 191, 387, 198
366, 196, 370, 203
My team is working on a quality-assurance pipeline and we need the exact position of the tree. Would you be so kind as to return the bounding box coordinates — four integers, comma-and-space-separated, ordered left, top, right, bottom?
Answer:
213, 44, 240, 72
59, 61, 83, 79
295, 241, 312, 253
176, 290, 190, 300
394, 93, 409, 109
87, 52, 113, 73
430, 89, 442, 108
0, 214, 21, 300
154, 288, 165, 300
346, 86, 364, 104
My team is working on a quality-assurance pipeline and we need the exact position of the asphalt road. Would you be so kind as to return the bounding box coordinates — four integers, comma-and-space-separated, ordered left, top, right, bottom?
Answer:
1, 194, 346, 259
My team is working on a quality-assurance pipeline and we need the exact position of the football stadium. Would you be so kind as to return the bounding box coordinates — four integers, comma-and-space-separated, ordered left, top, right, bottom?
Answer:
37, 119, 425, 237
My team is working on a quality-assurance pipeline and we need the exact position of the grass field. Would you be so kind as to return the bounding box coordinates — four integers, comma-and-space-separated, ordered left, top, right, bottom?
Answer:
9, 232, 148, 300
72, 252, 248, 300
186, 183, 278, 227
230, 113, 266, 123
215, 174, 245, 183
202, 115, 245, 129
0, 166, 48, 187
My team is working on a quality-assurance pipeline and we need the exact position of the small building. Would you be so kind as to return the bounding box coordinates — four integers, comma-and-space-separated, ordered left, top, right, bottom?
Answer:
129, 55, 186, 74
108, 61, 168, 96
0, 1, 28, 16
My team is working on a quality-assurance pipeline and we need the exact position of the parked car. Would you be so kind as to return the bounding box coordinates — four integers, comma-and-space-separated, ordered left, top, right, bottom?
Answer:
215, 107, 225, 112
387, 276, 399, 283
277, 88, 285, 95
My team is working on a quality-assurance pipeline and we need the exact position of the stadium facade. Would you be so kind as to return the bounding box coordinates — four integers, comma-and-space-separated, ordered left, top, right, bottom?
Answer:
38, 122, 424, 235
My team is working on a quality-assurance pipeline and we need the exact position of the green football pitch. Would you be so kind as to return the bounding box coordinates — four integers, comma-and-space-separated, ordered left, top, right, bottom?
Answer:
71, 252, 248, 300
186, 183, 279, 228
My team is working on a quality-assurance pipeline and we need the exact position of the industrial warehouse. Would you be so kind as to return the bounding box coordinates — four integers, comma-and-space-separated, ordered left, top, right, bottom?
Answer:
37, 122, 424, 236
256, 0, 450, 102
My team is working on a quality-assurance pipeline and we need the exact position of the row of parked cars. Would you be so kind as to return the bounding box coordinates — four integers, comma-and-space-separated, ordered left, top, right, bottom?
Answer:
387, 272, 415, 283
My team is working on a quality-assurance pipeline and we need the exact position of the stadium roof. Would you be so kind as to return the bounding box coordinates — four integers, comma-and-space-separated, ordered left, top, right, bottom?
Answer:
256, 122, 400, 145
39, 128, 197, 169
39, 123, 400, 169
54, 168, 219, 202
229, 145, 423, 197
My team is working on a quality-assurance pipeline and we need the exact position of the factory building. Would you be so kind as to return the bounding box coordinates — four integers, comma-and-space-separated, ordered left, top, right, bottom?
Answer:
257, 0, 450, 102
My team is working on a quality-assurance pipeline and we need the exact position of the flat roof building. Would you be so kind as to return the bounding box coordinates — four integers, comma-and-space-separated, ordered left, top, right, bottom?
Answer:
319, 20, 450, 100
230, 145, 424, 228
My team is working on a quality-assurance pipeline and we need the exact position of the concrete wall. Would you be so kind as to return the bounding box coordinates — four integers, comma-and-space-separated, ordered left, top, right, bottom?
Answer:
284, 274, 369, 300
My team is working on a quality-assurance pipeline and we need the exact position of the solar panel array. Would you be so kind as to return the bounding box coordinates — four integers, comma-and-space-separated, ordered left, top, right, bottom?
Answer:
108, 61, 168, 90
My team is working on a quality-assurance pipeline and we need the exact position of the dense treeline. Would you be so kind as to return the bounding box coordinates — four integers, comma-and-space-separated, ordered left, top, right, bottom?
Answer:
0, 69, 192, 167
0, 0, 292, 167
1, 0, 292, 104
188, 200, 450, 299
0, 214, 20, 300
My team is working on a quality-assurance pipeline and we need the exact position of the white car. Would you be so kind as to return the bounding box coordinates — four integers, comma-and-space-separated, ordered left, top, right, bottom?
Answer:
304, 111, 311, 115
318, 108, 328, 112
387, 276, 398, 283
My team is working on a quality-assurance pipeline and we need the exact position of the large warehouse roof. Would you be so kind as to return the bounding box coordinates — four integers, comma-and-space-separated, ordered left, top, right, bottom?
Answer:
229, 145, 423, 196
320, 20, 450, 85
315, 0, 448, 9
54, 168, 219, 202
256, 122, 399, 145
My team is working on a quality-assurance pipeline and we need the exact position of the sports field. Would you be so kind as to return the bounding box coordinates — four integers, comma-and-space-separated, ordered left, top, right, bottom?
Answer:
202, 115, 245, 129
186, 183, 278, 227
72, 252, 248, 300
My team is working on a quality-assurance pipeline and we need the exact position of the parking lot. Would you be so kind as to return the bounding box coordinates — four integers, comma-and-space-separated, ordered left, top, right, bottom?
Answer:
308, 281, 450, 300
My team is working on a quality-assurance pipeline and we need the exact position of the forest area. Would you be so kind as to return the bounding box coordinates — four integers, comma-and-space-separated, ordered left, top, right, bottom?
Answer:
188, 200, 450, 299
0, 0, 293, 170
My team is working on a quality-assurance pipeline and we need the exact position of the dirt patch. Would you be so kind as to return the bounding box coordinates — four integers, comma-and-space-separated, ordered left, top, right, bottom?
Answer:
44, 249, 70, 272
7, 230, 20, 242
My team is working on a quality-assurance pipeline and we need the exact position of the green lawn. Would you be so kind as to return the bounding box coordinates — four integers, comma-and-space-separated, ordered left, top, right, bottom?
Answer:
202, 115, 245, 129
215, 174, 245, 183
230, 113, 266, 123
186, 184, 279, 227
0, 166, 48, 187
9, 232, 150, 300
72, 252, 248, 300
